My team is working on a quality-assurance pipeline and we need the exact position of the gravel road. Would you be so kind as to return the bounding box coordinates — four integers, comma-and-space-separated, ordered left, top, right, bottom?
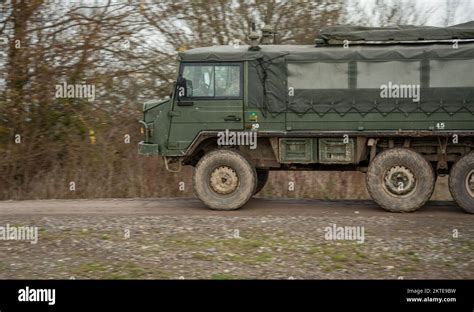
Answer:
0, 198, 472, 279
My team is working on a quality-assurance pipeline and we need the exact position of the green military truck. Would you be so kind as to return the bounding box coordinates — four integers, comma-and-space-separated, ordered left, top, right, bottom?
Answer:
139, 23, 474, 213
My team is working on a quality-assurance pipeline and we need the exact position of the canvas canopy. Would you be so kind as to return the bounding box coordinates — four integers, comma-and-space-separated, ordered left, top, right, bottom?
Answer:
178, 23, 474, 115
318, 21, 474, 43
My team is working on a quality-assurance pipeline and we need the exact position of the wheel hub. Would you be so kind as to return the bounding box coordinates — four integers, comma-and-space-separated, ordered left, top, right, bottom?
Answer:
384, 165, 416, 196
466, 169, 474, 198
209, 166, 239, 195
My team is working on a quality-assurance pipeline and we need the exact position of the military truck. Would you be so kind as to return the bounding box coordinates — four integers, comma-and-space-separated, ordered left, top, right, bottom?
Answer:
139, 22, 474, 213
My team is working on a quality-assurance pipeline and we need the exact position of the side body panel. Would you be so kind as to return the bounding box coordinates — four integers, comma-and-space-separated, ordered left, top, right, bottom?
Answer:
166, 62, 245, 155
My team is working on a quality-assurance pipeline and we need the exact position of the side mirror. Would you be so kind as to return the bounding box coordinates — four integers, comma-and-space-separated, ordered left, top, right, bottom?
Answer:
176, 76, 187, 98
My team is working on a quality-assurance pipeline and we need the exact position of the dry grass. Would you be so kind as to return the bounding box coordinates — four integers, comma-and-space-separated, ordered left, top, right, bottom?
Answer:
0, 147, 452, 201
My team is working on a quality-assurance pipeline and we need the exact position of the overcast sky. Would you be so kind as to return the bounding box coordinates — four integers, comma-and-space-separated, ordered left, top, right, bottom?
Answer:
343, 0, 474, 26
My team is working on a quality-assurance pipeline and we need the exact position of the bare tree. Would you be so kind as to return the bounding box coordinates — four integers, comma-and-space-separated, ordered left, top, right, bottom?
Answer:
0, 0, 347, 200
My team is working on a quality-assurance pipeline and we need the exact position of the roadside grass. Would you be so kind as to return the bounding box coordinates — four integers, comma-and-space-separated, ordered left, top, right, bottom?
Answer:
71, 261, 170, 279
210, 273, 248, 280
162, 233, 378, 270
21, 226, 472, 279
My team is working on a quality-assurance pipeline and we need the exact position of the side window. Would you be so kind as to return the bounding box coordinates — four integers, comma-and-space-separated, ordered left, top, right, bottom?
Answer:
181, 64, 241, 98
357, 61, 420, 88
430, 59, 474, 88
288, 62, 349, 89
182, 65, 214, 97
215, 65, 241, 97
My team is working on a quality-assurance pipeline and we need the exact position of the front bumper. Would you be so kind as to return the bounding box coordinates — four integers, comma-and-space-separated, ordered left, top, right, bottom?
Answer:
138, 141, 160, 155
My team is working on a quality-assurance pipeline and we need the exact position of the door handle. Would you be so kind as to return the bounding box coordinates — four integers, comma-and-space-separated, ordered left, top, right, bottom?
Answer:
224, 115, 241, 122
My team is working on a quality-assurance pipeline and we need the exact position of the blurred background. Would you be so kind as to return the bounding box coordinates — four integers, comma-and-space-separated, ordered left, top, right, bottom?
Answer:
0, 0, 473, 201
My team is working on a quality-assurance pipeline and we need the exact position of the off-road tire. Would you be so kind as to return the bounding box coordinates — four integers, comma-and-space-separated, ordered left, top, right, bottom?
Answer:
193, 149, 256, 210
254, 169, 269, 195
366, 148, 435, 212
449, 152, 474, 213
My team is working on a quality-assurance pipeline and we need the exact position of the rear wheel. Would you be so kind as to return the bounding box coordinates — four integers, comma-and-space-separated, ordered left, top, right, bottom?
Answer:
254, 169, 269, 195
366, 148, 435, 212
449, 152, 474, 213
193, 149, 256, 210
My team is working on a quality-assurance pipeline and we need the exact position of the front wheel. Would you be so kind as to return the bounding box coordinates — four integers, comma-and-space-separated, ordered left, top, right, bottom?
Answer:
449, 152, 474, 213
193, 149, 256, 210
366, 148, 435, 212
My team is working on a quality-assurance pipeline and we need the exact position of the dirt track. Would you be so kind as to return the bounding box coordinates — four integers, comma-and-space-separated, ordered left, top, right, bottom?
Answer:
0, 198, 472, 279
0, 197, 468, 217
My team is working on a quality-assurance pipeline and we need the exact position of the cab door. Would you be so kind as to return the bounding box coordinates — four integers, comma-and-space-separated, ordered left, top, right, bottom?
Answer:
167, 62, 244, 150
